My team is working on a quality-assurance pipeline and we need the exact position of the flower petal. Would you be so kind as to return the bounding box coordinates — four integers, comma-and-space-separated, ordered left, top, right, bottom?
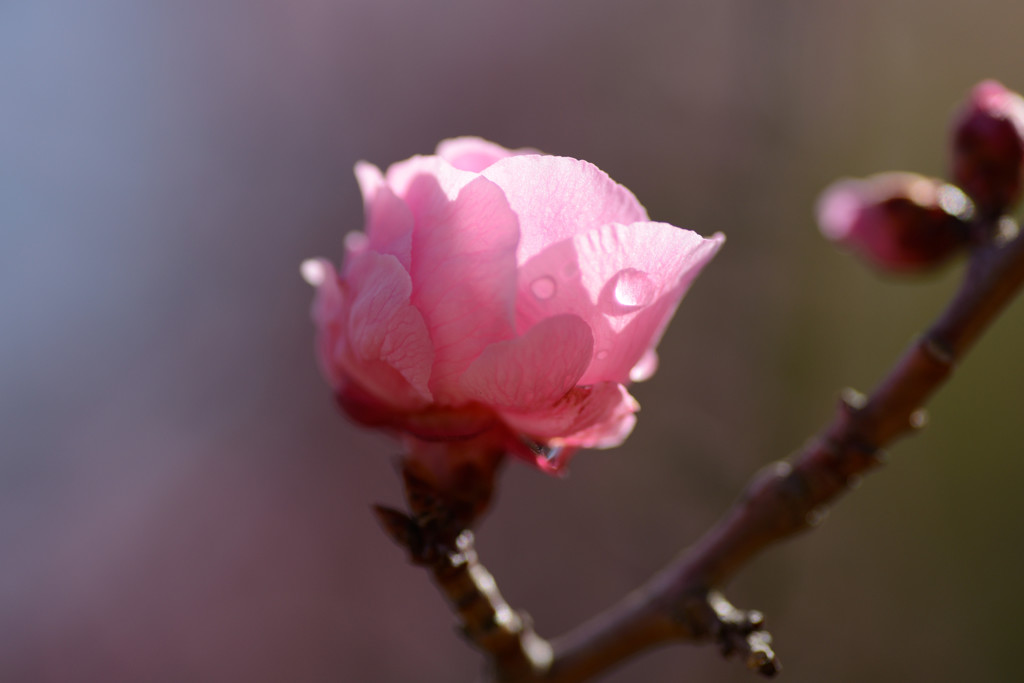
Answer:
384, 154, 478, 219
561, 386, 640, 449
436, 136, 539, 172
342, 251, 434, 407
516, 222, 724, 385
355, 161, 414, 270
460, 314, 594, 412
481, 155, 650, 264
500, 382, 639, 445
410, 175, 520, 402
303, 258, 347, 388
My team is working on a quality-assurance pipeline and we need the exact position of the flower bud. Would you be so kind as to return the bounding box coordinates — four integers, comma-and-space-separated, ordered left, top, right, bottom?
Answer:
951, 79, 1024, 217
816, 172, 972, 272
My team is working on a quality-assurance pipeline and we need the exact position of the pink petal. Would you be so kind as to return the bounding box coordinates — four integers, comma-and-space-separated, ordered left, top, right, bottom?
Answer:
561, 385, 640, 449
341, 251, 434, 408
435, 136, 540, 172
302, 258, 341, 323
516, 222, 724, 385
302, 258, 347, 388
384, 154, 478, 218
410, 176, 520, 402
354, 161, 385, 207
481, 155, 650, 264
355, 161, 413, 270
815, 177, 863, 242
500, 382, 639, 445
460, 314, 594, 411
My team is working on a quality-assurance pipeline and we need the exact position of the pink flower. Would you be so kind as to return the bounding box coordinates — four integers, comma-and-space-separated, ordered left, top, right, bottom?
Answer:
304, 137, 723, 472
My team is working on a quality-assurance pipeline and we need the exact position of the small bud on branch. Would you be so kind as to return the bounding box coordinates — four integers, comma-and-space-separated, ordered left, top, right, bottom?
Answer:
951, 79, 1024, 218
817, 172, 972, 272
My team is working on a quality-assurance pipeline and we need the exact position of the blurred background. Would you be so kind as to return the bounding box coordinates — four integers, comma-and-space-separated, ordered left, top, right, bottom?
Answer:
4, 2, 1024, 681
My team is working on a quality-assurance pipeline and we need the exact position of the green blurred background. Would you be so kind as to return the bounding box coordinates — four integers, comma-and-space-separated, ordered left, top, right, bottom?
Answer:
4, 2, 1024, 681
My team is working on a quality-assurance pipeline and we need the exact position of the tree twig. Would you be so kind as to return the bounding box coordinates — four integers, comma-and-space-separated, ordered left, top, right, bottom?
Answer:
374, 466, 552, 681
381, 221, 1024, 682
529, 221, 1024, 681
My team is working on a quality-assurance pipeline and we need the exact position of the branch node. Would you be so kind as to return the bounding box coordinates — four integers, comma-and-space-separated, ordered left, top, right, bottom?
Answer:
772, 462, 810, 505
870, 447, 891, 464
995, 216, 1019, 246
840, 387, 868, 412
922, 335, 956, 367
703, 591, 781, 677
371, 505, 423, 558
804, 506, 829, 527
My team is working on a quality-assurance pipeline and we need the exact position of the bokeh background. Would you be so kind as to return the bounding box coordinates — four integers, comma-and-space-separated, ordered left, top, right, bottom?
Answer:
4, 2, 1024, 682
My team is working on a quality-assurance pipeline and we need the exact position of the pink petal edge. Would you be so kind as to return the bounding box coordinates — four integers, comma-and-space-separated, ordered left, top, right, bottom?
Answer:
515, 222, 724, 385
435, 136, 540, 173
500, 382, 639, 446
481, 155, 650, 265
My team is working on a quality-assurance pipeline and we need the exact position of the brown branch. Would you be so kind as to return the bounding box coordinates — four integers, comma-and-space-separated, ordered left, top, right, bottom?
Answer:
379, 220, 1024, 682
374, 465, 552, 681
525, 221, 1024, 681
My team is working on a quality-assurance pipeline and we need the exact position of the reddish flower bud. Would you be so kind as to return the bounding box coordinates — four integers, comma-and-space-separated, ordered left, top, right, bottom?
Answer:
951, 79, 1024, 217
816, 172, 972, 272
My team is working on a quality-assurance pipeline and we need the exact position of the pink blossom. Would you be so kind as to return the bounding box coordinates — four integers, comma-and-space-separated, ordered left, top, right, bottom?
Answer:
304, 137, 723, 472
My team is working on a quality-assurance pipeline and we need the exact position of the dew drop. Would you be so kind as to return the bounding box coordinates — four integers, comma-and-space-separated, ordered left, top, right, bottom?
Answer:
520, 435, 563, 463
493, 605, 518, 628
996, 216, 1020, 245
530, 275, 557, 300
629, 349, 659, 383
938, 184, 972, 219
602, 268, 656, 314
595, 349, 610, 361
614, 269, 655, 307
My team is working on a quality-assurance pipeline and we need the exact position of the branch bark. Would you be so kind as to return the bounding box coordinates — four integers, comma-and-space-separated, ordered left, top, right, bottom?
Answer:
374, 464, 552, 681
531, 221, 1024, 681
381, 221, 1024, 682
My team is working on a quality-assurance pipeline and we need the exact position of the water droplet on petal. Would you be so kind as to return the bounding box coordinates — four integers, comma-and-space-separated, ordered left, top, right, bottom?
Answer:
601, 268, 657, 315
521, 435, 562, 463
595, 349, 610, 361
530, 275, 557, 300
613, 269, 655, 308
629, 349, 659, 382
